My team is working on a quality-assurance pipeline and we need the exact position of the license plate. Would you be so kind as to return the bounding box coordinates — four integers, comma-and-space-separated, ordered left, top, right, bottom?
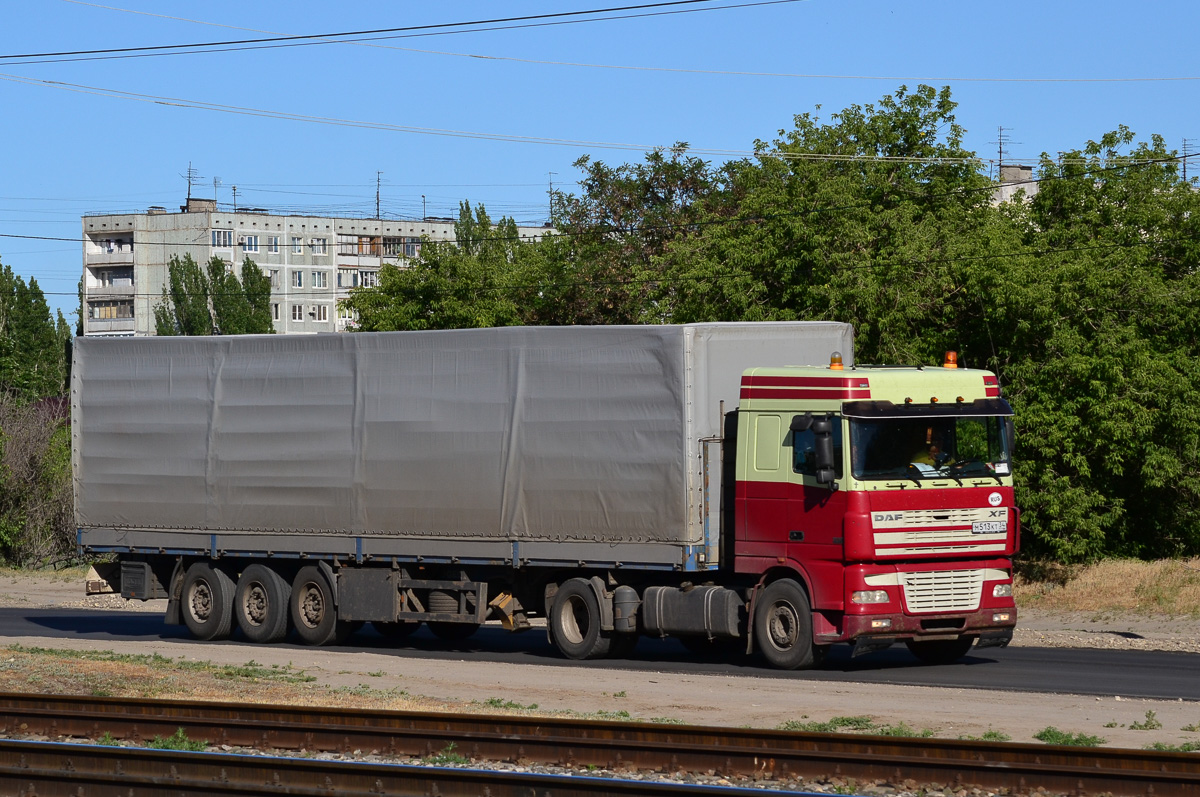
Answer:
972, 521, 1006, 534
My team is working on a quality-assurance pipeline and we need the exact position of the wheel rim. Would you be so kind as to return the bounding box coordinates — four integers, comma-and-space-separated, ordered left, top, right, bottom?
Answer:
560, 595, 587, 645
766, 600, 799, 651
188, 578, 213, 622
242, 583, 268, 627
298, 582, 325, 629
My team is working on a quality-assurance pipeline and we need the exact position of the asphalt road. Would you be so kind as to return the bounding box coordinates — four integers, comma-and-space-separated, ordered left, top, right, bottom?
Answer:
7, 607, 1198, 702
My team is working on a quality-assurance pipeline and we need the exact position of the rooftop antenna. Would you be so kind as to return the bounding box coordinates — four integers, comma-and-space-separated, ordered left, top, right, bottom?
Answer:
989, 127, 1023, 180
232, 185, 238, 214
1184, 138, 1197, 183
548, 170, 557, 222
182, 162, 202, 204
212, 176, 222, 208
376, 171, 383, 219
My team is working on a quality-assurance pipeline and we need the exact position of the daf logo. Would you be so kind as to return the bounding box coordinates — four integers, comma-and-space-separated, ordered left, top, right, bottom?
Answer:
988, 509, 1006, 518
873, 512, 903, 523
987, 492, 1003, 507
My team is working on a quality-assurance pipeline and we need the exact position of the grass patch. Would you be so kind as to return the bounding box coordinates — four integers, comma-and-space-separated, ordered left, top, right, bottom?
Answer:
1034, 726, 1107, 746
959, 729, 1011, 742
478, 697, 538, 711
424, 742, 469, 765
777, 716, 932, 736
1130, 711, 1163, 731
1146, 741, 1200, 752
1015, 558, 1200, 615
147, 727, 207, 752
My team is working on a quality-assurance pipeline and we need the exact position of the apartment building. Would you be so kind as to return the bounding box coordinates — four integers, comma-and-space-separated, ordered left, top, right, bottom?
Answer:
81, 198, 548, 336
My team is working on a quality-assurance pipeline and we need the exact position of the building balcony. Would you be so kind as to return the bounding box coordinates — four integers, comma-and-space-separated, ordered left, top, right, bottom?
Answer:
85, 284, 136, 299
85, 318, 136, 335
85, 250, 135, 266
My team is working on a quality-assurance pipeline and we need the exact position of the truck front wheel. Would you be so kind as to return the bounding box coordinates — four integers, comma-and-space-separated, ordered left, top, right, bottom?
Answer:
290, 566, 344, 646
754, 579, 821, 670
549, 578, 612, 660
182, 563, 234, 641
235, 564, 291, 644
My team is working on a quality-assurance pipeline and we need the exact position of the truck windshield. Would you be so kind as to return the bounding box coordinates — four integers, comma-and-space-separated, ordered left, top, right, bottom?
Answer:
849, 416, 1011, 481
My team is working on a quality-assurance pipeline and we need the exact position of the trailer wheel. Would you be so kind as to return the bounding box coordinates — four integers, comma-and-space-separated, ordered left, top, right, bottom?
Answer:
754, 579, 819, 670
181, 563, 235, 641
234, 565, 291, 644
290, 566, 343, 646
905, 636, 974, 665
549, 578, 612, 660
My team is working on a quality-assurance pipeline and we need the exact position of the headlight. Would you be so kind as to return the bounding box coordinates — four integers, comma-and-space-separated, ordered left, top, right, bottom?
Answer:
992, 583, 1013, 598
851, 589, 890, 604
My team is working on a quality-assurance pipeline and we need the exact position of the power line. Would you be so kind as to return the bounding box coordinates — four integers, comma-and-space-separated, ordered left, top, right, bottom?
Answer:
58, 0, 1200, 84
2, 1, 799, 65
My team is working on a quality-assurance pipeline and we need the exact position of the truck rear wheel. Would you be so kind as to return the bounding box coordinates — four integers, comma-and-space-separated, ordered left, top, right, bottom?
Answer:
549, 578, 612, 660
290, 566, 344, 646
754, 579, 819, 670
905, 636, 974, 664
182, 563, 234, 641
235, 564, 291, 644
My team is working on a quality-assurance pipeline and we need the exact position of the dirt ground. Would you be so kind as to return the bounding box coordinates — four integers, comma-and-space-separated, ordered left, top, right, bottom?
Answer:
1, 570, 1198, 751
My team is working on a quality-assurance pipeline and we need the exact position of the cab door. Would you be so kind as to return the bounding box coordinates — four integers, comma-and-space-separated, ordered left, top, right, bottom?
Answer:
786, 418, 848, 609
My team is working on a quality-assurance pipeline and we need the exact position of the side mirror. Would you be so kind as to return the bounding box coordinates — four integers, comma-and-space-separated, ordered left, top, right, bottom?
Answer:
811, 415, 837, 487
789, 413, 813, 433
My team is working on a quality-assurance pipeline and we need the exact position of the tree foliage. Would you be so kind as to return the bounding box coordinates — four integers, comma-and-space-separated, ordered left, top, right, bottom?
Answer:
344, 85, 1200, 563
154, 254, 273, 336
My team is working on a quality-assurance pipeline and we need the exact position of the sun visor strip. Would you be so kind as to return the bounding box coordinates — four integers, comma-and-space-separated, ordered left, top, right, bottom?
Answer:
840, 397, 1014, 419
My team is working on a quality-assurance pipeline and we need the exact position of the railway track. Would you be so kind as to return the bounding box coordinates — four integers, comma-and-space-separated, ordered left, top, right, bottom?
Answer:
0, 693, 1194, 796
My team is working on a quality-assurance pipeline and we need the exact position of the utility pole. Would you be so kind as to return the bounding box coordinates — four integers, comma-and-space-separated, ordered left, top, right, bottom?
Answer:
232, 185, 238, 214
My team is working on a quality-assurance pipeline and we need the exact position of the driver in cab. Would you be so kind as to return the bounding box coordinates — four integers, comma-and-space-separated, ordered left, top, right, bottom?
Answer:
911, 426, 953, 472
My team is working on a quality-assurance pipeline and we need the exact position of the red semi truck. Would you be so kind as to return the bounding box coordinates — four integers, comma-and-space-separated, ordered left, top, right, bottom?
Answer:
76, 323, 1017, 668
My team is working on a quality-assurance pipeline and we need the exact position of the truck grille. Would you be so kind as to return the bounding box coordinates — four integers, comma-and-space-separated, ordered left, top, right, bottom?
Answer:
901, 569, 983, 614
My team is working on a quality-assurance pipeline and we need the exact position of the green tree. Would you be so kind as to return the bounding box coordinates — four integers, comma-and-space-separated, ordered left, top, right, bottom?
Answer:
154, 254, 273, 336
345, 202, 527, 331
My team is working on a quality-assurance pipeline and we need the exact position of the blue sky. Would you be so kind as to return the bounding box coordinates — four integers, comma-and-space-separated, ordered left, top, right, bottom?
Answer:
3, 0, 1198, 319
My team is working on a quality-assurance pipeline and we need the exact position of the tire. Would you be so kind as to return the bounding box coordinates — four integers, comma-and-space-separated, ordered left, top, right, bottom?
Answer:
426, 588, 479, 642
905, 636, 975, 665
234, 565, 291, 644
754, 579, 819, 670
181, 562, 235, 641
549, 578, 612, 660
374, 620, 421, 641
290, 565, 343, 646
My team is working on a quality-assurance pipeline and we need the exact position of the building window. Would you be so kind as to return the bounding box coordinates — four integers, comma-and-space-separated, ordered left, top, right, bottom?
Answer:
310, 238, 327, 255
88, 300, 134, 319
405, 237, 421, 257
291, 236, 304, 254
311, 271, 328, 289
291, 304, 305, 322
337, 269, 358, 288
242, 234, 259, 253
95, 267, 133, 287
212, 229, 233, 248
291, 270, 303, 288
272, 303, 280, 321
359, 270, 379, 288
268, 268, 280, 288
267, 236, 280, 254
314, 305, 328, 322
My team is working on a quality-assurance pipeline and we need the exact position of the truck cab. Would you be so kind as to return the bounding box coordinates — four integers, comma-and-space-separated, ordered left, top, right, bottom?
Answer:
734, 352, 1018, 665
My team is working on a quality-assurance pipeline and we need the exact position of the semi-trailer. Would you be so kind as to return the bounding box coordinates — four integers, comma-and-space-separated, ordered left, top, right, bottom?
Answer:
75, 322, 1018, 668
